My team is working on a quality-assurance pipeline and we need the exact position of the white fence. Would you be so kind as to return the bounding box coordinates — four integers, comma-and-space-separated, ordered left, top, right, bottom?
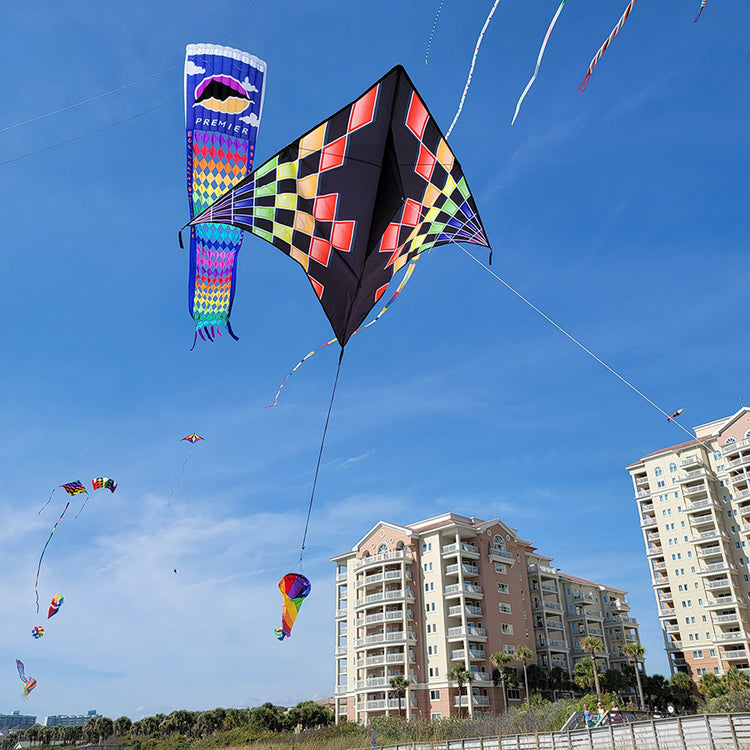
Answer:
373, 713, 750, 750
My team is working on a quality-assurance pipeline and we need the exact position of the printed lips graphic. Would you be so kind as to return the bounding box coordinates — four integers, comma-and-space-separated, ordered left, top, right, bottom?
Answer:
193, 75, 251, 114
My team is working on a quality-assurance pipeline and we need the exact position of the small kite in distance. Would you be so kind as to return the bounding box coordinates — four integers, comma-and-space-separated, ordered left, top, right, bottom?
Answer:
16, 659, 37, 699
693, 0, 707, 21
666, 408, 685, 422
183, 434, 203, 443
275, 573, 311, 641
48, 594, 64, 619
31, 626, 45, 639
92, 477, 117, 493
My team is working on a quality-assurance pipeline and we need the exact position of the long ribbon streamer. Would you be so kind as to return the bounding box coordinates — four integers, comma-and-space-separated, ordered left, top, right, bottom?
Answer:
35, 501, 70, 613
511, 0, 566, 125
578, 0, 638, 93
425, 0, 447, 65
693, 0, 707, 22
267, 261, 419, 407
446, 0, 501, 137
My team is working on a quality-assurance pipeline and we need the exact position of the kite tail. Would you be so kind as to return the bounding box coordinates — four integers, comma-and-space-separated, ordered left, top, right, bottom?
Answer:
693, 0, 707, 21
446, 0, 501, 137
511, 0, 566, 125
167, 444, 194, 506
38, 488, 56, 515
267, 261, 419, 408
578, 0, 638, 92
35, 501, 70, 613
74, 491, 91, 519
425, 0, 447, 65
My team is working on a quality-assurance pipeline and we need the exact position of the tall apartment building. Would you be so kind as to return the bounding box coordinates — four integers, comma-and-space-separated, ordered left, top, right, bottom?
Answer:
627, 406, 750, 680
332, 513, 640, 723
0, 712, 36, 732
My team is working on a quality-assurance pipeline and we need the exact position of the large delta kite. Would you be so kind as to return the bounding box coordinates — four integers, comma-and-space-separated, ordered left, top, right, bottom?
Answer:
186, 65, 490, 347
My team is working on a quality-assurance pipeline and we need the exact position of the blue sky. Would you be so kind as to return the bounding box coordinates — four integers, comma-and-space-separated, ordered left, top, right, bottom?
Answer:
1, 0, 749, 722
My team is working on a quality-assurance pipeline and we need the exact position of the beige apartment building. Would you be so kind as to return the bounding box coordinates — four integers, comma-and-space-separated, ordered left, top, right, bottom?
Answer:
331, 513, 641, 723
627, 406, 750, 681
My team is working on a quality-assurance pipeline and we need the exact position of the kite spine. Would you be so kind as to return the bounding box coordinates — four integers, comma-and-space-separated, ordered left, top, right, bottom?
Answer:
578, 0, 638, 93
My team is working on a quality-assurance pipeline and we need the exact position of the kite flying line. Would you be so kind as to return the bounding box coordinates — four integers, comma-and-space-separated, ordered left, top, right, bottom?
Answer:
0, 0, 260, 136
511, 0, 566, 125
446, 0, 501, 138
460, 246, 698, 444
297, 348, 345, 567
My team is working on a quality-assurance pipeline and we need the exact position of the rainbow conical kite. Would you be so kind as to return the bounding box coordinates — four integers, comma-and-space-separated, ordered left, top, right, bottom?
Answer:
274, 573, 311, 641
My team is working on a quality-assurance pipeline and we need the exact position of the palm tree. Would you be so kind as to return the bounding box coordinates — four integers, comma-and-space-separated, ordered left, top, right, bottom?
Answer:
622, 642, 646, 710
447, 664, 474, 718
389, 674, 410, 717
514, 646, 534, 709
723, 666, 750, 692
490, 651, 512, 712
581, 637, 604, 701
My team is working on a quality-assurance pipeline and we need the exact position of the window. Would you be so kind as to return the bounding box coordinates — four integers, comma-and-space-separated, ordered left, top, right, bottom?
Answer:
499, 602, 512, 614
693, 650, 704, 658
503, 644, 515, 655
669, 462, 677, 473
378, 543, 388, 553
428, 645, 433, 655
430, 690, 441, 700
502, 623, 514, 634
493, 534, 507, 551
431, 713, 442, 720
497, 582, 510, 594
655, 467, 663, 477
495, 563, 507, 574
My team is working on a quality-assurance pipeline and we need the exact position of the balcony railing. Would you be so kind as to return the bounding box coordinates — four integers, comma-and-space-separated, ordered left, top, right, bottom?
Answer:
715, 632, 748, 642
451, 648, 487, 661
445, 582, 483, 597
489, 546, 515, 560
454, 695, 491, 707
723, 438, 750, 456
447, 626, 487, 639
354, 549, 413, 571
442, 542, 480, 557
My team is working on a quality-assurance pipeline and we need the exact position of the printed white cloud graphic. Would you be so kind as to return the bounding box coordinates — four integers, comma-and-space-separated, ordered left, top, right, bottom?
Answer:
242, 77, 259, 93
185, 61, 205, 75
239, 113, 260, 127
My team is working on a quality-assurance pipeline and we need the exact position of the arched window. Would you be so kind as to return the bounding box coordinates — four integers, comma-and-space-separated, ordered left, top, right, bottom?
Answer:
745, 431, 750, 439
655, 467, 663, 477
378, 543, 388, 553
669, 462, 677, 474
493, 535, 506, 551
395, 540, 405, 550
727, 437, 736, 444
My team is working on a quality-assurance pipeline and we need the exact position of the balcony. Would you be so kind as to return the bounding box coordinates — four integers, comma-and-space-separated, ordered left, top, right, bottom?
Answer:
652, 561, 667, 571
705, 578, 732, 591
445, 562, 480, 577
640, 516, 658, 529
729, 455, 750, 471
697, 545, 723, 558
354, 549, 413, 571
546, 619, 565, 631
639, 501, 655, 513
445, 582, 484, 599
686, 498, 719, 512
358, 572, 384, 588
454, 695, 491, 707
666, 640, 682, 651
547, 638, 568, 650
573, 592, 596, 605
447, 603, 483, 618
664, 624, 680, 633
678, 468, 713, 484
354, 631, 417, 648
691, 529, 726, 544
646, 545, 664, 558
636, 477, 650, 487
541, 582, 558, 593
715, 631, 748, 642
336, 608, 347, 618
442, 542, 480, 559
451, 648, 487, 661
707, 596, 745, 609
680, 456, 704, 469
489, 546, 515, 562
722, 650, 748, 660
723, 438, 750, 456
336, 572, 347, 583
527, 562, 558, 577
683, 484, 708, 498
447, 625, 488, 640
471, 671, 492, 682
657, 591, 674, 602
688, 513, 715, 527
698, 561, 732, 575
713, 613, 740, 625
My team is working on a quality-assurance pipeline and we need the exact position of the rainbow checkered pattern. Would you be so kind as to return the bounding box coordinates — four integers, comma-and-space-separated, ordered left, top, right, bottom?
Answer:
184, 44, 266, 343
190, 66, 489, 346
